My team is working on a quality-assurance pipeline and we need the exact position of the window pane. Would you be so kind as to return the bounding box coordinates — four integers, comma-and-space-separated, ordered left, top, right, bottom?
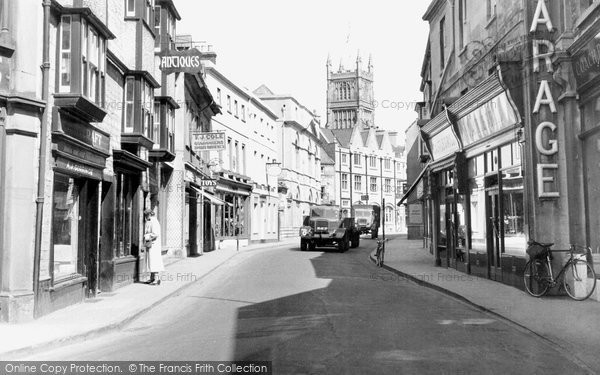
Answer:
501, 167, 526, 254
61, 16, 71, 50
52, 174, 79, 279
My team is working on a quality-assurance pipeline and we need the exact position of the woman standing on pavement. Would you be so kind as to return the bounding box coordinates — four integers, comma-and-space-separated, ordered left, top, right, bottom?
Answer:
144, 209, 164, 285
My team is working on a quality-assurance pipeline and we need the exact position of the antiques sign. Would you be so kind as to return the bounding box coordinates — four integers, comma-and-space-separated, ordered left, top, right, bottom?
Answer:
159, 49, 203, 74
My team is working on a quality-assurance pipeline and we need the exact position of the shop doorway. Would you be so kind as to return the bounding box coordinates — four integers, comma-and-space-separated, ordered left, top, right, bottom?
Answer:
486, 179, 502, 281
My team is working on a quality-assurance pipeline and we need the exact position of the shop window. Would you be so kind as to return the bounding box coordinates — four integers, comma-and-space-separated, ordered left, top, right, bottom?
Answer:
501, 167, 526, 254
468, 176, 486, 253
115, 173, 135, 258
58, 15, 106, 106
582, 96, 600, 131
486, 149, 498, 173
214, 194, 248, 239
52, 174, 80, 280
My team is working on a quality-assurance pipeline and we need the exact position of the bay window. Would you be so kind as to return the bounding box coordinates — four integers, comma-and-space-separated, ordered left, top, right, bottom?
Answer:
124, 77, 135, 132
154, 5, 161, 50
122, 76, 156, 136
57, 14, 108, 107
59, 15, 72, 92
168, 107, 175, 152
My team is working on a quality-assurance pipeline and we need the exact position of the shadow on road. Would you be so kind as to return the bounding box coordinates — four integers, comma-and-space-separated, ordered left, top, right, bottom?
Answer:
230, 240, 585, 375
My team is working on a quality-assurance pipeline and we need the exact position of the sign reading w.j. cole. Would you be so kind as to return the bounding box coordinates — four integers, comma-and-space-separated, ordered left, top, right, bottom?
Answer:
159, 49, 204, 74
192, 132, 226, 152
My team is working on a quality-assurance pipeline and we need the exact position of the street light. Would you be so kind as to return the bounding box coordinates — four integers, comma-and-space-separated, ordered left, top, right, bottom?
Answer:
266, 160, 282, 241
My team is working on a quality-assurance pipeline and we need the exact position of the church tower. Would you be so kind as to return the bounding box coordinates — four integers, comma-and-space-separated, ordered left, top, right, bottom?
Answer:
326, 52, 375, 129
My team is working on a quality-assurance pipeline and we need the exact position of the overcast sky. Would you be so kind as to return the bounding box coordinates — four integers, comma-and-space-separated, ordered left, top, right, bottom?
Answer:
177, 1, 430, 143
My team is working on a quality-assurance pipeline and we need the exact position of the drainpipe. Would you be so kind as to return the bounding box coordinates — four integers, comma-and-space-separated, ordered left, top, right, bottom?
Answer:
33, 0, 52, 315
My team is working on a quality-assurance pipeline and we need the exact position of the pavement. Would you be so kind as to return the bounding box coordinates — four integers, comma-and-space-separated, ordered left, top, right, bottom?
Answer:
371, 235, 600, 373
0, 237, 299, 359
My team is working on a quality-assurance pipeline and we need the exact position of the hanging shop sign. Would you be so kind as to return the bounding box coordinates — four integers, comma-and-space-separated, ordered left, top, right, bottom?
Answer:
530, 0, 560, 199
191, 131, 226, 152
159, 49, 203, 74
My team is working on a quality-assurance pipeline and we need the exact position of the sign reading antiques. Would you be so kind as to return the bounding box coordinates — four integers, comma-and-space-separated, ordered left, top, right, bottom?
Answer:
159, 49, 203, 74
530, 0, 560, 199
191, 132, 226, 152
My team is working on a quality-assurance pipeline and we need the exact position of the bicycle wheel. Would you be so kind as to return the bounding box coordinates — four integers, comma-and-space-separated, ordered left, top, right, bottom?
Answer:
563, 260, 597, 301
523, 259, 550, 297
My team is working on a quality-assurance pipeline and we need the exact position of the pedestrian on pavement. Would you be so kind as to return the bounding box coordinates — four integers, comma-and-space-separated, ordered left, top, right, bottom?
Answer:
144, 209, 164, 285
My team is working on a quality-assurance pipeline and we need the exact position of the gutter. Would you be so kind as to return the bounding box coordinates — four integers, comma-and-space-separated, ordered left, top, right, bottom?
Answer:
33, 0, 52, 316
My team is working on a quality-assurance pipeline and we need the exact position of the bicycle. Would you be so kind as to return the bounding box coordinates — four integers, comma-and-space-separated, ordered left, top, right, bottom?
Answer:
375, 239, 387, 267
523, 241, 597, 301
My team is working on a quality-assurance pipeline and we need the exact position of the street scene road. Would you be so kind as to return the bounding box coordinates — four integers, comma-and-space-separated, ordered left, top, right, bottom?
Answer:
19, 236, 588, 374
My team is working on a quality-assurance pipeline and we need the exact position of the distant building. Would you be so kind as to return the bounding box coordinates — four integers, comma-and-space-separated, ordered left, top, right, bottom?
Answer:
254, 85, 323, 239
326, 52, 375, 130
321, 127, 406, 234
202, 64, 281, 247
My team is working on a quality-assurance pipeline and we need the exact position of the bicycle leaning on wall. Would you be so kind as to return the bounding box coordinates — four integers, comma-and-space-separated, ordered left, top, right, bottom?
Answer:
523, 240, 597, 301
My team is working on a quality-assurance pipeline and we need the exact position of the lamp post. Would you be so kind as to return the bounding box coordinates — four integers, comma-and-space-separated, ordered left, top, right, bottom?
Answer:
266, 160, 282, 242
204, 158, 222, 253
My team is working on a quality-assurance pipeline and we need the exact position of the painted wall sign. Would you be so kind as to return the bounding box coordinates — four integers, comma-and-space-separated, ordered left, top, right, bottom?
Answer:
159, 49, 203, 74
60, 117, 110, 153
530, 0, 559, 199
573, 39, 600, 86
408, 204, 423, 224
55, 157, 103, 180
191, 131, 226, 152
429, 126, 460, 161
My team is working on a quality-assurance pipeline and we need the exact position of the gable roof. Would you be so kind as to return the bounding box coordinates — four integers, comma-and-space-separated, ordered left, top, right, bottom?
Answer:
329, 128, 354, 148
253, 84, 275, 96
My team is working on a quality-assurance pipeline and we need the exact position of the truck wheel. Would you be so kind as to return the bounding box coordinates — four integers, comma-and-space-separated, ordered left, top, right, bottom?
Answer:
351, 233, 360, 248
300, 240, 308, 252
338, 237, 347, 253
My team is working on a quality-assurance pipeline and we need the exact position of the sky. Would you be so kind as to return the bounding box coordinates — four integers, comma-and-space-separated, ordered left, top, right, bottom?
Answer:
177, 1, 431, 144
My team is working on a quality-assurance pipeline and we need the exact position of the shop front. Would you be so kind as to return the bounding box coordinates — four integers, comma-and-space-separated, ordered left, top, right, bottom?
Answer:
100, 149, 152, 292
37, 107, 110, 316
421, 71, 527, 287
214, 171, 252, 247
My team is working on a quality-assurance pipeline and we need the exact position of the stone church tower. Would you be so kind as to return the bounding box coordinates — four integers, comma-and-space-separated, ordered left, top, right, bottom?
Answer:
326, 52, 375, 129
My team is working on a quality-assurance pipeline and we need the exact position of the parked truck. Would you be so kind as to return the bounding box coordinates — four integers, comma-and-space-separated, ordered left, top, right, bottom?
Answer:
299, 205, 360, 252
352, 204, 380, 239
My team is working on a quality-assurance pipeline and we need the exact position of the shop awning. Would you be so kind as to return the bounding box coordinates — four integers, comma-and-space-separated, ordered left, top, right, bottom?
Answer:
421, 70, 521, 161
191, 186, 226, 206
398, 165, 429, 206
